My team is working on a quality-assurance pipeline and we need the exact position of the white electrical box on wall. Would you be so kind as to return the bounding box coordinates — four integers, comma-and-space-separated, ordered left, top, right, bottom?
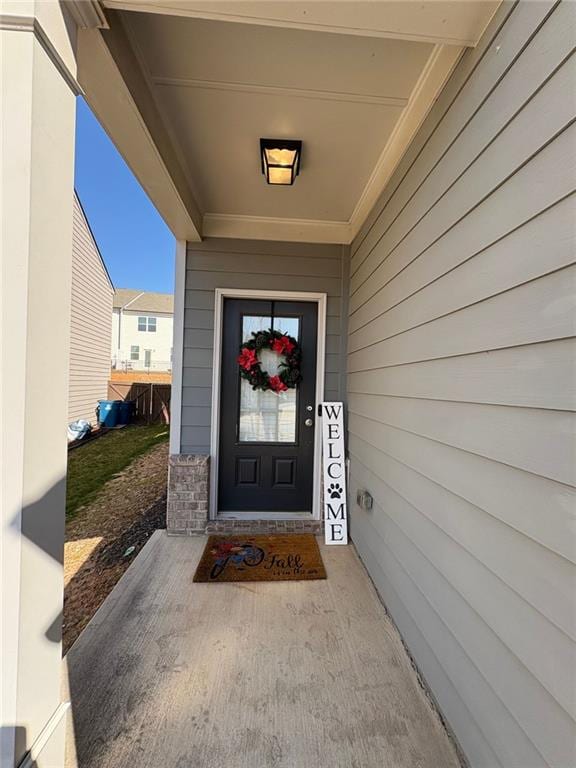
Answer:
356, 489, 373, 511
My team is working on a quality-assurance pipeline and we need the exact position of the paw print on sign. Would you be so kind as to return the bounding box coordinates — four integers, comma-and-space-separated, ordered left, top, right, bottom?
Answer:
328, 483, 343, 500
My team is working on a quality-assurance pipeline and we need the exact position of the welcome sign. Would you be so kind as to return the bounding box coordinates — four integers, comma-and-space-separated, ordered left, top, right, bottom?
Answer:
320, 402, 348, 545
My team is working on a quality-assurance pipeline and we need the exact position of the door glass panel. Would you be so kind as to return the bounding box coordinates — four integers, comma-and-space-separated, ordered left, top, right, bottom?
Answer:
274, 316, 299, 339
239, 315, 299, 443
242, 315, 271, 342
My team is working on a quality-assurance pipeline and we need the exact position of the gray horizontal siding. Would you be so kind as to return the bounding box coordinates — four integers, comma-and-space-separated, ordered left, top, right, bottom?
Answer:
347, 3, 576, 767
68, 196, 113, 424
181, 238, 348, 453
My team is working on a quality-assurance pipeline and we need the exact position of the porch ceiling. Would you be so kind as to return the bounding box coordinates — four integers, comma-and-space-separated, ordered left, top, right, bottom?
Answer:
124, 12, 432, 221
79, 2, 501, 243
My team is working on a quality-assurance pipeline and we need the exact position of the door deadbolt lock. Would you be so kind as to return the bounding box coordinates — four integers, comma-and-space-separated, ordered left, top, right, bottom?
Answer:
306, 405, 313, 411
304, 418, 314, 427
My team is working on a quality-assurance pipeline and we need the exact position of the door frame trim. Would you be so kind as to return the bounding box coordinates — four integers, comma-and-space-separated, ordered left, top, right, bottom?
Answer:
210, 288, 327, 520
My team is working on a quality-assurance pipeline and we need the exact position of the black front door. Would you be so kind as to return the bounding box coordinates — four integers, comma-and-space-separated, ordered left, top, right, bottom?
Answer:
218, 298, 318, 513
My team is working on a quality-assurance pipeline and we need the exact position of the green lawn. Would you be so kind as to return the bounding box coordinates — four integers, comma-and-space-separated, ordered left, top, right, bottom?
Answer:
66, 425, 169, 519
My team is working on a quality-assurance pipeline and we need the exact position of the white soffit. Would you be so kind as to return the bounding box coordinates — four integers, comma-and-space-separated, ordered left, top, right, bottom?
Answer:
96, 4, 501, 243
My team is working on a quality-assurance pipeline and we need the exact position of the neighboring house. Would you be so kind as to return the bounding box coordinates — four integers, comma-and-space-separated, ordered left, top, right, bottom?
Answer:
111, 289, 173, 372
6, 4, 576, 768
68, 193, 114, 425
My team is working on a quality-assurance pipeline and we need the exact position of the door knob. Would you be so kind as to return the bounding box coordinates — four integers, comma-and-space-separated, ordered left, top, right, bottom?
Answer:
305, 418, 314, 427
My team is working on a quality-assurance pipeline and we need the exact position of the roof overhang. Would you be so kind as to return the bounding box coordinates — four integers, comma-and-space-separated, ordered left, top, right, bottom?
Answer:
77, 17, 203, 241
77, 1, 502, 244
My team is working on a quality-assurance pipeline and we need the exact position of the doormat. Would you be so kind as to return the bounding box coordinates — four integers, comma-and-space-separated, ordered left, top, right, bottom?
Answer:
193, 534, 327, 583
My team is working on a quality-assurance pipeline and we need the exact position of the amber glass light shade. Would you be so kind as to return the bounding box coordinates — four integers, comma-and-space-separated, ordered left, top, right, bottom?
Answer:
260, 139, 302, 185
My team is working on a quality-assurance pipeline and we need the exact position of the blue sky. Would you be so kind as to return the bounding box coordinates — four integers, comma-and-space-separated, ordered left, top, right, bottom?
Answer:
74, 97, 175, 294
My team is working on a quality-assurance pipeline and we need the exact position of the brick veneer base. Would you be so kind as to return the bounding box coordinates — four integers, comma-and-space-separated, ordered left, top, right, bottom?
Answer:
167, 454, 210, 535
167, 453, 325, 535
206, 519, 323, 535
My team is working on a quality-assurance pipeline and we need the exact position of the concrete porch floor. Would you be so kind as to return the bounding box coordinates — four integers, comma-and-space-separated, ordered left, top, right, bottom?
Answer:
64, 532, 461, 768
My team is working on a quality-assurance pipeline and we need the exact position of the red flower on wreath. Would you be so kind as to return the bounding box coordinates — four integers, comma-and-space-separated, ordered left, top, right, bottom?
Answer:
237, 347, 258, 370
271, 335, 295, 355
268, 375, 288, 393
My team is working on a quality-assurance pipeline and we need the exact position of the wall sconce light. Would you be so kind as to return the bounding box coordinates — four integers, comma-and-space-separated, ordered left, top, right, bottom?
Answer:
260, 138, 302, 185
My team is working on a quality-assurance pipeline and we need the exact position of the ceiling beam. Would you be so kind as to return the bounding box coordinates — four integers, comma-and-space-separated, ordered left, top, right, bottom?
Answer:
101, 0, 502, 47
203, 214, 352, 245
76, 11, 202, 241
152, 76, 409, 107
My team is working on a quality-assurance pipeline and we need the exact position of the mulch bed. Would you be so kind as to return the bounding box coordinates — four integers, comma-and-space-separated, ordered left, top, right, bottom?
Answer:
96, 495, 166, 567
63, 442, 168, 654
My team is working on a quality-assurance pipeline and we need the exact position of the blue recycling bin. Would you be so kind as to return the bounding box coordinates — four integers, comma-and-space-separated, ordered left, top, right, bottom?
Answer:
117, 400, 134, 425
97, 400, 121, 428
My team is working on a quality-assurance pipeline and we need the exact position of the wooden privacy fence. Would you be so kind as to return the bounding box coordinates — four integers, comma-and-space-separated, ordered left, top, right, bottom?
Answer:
107, 382, 171, 425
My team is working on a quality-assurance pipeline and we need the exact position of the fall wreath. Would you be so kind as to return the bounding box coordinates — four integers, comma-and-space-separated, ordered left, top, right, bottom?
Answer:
237, 329, 302, 393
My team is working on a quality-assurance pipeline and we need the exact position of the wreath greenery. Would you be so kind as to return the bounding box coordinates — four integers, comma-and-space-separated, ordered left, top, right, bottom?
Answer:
237, 328, 302, 393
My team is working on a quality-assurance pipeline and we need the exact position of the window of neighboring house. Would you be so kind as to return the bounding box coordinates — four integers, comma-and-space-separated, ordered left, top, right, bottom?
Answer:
138, 316, 157, 332
131, 345, 140, 360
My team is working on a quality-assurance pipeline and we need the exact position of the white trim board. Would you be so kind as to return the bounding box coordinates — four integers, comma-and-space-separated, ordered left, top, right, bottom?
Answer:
169, 240, 186, 455
348, 43, 463, 238
102, 1, 500, 47
153, 76, 409, 108
202, 213, 352, 245
209, 288, 327, 521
